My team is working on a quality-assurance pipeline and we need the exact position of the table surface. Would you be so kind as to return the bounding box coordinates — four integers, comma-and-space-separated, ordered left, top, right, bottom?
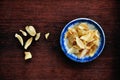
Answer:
0, 0, 120, 80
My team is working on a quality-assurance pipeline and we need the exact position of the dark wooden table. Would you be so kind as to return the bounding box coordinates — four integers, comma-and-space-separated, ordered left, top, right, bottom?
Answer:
0, 0, 120, 80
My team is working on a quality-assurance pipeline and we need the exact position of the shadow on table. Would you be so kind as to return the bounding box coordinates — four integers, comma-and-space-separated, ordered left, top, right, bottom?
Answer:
113, 1, 120, 80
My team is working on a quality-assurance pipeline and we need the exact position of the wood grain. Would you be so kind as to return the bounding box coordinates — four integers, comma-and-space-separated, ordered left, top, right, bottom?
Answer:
0, 0, 120, 80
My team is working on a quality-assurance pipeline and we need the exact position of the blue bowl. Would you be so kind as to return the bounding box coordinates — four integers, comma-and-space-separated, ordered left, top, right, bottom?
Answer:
60, 18, 105, 63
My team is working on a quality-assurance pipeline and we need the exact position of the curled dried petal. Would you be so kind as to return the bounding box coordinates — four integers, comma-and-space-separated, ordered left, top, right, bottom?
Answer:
19, 30, 27, 36
24, 37, 33, 49
15, 33, 24, 46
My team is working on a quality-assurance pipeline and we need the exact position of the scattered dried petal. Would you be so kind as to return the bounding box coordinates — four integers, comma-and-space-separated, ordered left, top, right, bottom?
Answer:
35, 33, 41, 41
25, 26, 36, 36
20, 30, 27, 36
24, 37, 33, 49
24, 51, 32, 60
45, 33, 50, 39
15, 33, 24, 46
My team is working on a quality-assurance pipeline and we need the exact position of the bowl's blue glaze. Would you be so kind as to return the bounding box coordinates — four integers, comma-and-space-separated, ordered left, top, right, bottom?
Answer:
60, 18, 105, 63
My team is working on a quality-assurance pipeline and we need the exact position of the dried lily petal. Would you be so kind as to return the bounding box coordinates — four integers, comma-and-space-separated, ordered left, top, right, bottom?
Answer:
77, 49, 88, 58
89, 45, 97, 57
35, 33, 41, 41
24, 51, 32, 60
24, 37, 33, 49
45, 33, 50, 39
80, 32, 91, 41
25, 26, 36, 36
19, 30, 27, 36
68, 46, 80, 54
76, 37, 85, 49
15, 33, 24, 46
79, 23, 89, 30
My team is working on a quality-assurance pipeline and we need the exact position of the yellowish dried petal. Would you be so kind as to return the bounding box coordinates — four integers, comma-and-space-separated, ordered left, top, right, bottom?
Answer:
80, 32, 91, 41
35, 33, 41, 41
93, 38, 100, 46
15, 33, 24, 46
19, 30, 27, 36
45, 33, 50, 39
79, 23, 89, 30
86, 49, 92, 56
86, 42, 94, 49
76, 37, 85, 49
25, 26, 36, 36
24, 51, 32, 60
89, 45, 97, 57
67, 37, 76, 46
77, 49, 88, 58
68, 46, 80, 54
24, 37, 33, 49
66, 39, 74, 48
94, 30, 100, 38
29, 26, 36, 35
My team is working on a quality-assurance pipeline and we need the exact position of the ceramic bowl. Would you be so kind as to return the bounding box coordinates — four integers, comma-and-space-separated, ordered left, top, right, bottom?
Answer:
60, 18, 105, 63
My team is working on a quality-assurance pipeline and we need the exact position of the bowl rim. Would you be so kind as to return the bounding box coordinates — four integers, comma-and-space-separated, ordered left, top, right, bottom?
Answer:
60, 18, 105, 63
